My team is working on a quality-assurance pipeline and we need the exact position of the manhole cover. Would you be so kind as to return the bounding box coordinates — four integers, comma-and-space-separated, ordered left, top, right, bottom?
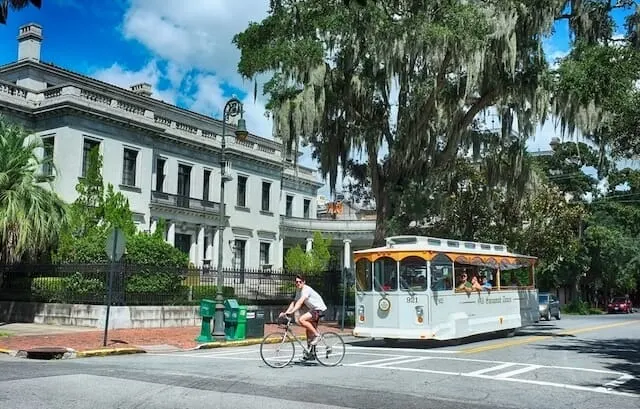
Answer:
23, 347, 73, 360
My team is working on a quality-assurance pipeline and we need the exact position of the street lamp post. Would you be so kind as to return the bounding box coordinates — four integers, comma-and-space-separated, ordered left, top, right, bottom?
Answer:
212, 97, 247, 341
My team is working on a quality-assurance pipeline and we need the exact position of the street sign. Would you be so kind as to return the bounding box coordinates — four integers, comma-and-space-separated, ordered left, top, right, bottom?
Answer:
103, 227, 126, 347
105, 228, 126, 262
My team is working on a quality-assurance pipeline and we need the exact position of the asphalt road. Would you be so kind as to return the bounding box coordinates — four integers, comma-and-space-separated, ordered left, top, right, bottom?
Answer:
1, 314, 639, 409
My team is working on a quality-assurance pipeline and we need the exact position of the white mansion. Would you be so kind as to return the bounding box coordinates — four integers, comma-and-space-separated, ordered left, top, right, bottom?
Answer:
0, 23, 375, 270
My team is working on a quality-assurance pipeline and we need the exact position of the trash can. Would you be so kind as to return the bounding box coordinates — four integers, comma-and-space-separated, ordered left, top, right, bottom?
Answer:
236, 305, 247, 340
245, 306, 265, 338
195, 299, 215, 343
224, 299, 239, 340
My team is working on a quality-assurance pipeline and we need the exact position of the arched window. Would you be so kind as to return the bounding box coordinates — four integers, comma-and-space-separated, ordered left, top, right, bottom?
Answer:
430, 253, 453, 291
399, 256, 427, 291
374, 257, 397, 291
355, 258, 372, 292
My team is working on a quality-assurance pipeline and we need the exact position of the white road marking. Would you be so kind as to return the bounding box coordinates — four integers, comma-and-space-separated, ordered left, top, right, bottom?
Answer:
467, 363, 517, 376
604, 374, 635, 389
375, 357, 432, 367
494, 365, 541, 379
350, 356, 411, 366
348, 346, 459, 354
346, 364, 639, 398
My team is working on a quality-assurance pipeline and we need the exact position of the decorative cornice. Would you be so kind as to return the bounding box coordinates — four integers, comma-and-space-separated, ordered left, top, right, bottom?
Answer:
232, 226, 253, 237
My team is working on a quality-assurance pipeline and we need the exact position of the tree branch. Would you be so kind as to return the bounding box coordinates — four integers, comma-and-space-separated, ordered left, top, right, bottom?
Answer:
438, 88, 499, 166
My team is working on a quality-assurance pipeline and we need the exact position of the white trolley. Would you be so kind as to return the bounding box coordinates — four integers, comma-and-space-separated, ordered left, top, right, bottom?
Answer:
352, 236, 539, 341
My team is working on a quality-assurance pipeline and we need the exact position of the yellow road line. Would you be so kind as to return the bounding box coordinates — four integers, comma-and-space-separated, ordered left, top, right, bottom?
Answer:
462, 320, 640, 354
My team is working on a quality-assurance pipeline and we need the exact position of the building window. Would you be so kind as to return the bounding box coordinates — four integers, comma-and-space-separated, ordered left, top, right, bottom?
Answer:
303, 199, 311, 218
286, 195, 293, 217
237, 175, 247, 207
175, 233, 191, 255
260, 242, 270, 266
203, 169, 211, 201
155, 158, 166, 192
122, 148, 138, 186
42, 136, 54, 176
177, 164, 192, 208
82, 138, 100, 177
233, 239, 246, 270
261, 181, 271, 211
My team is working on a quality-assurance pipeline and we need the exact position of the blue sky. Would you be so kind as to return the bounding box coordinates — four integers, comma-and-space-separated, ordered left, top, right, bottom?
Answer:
0, 0, 636, 194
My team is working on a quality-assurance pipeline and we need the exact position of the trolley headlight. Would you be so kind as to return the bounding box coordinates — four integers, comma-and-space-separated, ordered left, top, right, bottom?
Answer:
358, 305, 365, 322
416, 306, 424, 324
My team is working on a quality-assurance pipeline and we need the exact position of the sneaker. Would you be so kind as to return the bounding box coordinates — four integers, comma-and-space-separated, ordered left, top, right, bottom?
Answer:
301, 351, 315, 361
309, 335, 322, 346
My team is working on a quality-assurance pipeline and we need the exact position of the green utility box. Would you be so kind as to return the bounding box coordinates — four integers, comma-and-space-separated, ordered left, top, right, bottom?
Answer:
195, 299, 215, 343
235, 305, 247, 340
224, 299, 246, 341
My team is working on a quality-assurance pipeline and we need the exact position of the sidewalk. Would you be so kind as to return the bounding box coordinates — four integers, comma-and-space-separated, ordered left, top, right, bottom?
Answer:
0, 322, 354, 358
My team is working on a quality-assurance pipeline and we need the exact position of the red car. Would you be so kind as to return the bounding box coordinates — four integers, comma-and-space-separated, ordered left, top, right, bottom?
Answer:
607, 297, 633, 314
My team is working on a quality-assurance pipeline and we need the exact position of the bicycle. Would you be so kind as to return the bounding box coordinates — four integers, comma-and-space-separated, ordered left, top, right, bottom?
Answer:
259, 313, 346, 368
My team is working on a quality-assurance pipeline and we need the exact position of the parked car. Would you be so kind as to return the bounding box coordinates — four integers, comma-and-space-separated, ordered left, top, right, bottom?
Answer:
538, 293, 561, 321
607, 297, 633, 314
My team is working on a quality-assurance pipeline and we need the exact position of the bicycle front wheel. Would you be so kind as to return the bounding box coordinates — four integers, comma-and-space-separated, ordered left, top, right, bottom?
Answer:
260, 332, 295, 368
315, 332, 346, 367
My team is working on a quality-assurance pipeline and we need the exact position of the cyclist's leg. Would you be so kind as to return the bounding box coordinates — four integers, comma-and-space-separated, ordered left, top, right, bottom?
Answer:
299, 310, 321, 345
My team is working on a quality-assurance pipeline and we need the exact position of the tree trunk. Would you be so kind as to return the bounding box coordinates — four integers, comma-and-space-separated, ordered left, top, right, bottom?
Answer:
368, 145, 388, 247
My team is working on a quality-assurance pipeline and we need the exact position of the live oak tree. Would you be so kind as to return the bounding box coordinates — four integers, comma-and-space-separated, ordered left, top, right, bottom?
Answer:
234, 0, 624, 245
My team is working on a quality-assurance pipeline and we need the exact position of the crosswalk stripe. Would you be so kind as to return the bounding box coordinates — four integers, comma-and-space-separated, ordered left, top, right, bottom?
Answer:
494, 365, 541, 379
467, 363, 517, 376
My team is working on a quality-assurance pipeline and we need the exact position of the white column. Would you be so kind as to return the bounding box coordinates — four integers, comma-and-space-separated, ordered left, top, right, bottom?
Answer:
197, 225, 206, 266
343, 239, 352, 270
212, 229, 220, 268
189, 231, 197, 265
167, 221, 175, 246
306, 237, 313, 253
149, 217, 157, 234
277, 235, 284, 269
206, 227, 214, 261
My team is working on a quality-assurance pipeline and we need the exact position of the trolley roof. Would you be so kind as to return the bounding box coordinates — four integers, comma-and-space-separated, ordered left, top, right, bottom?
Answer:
354, 235, 536, 260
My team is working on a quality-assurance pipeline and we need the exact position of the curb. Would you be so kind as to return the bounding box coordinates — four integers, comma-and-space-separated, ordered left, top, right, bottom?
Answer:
0, 348, 15, 356
76, 347, 146, 358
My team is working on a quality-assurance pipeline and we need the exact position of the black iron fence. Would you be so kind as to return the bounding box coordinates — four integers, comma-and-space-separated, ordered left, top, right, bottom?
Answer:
0, 263, 352, 307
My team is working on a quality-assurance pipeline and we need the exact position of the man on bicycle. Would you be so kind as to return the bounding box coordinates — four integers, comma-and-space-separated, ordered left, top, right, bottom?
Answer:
279, 274, 327, 349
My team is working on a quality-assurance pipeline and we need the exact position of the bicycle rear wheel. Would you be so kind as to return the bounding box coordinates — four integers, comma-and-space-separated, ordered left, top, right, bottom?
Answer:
314, 332, 346, 367
260, 332, 295, 368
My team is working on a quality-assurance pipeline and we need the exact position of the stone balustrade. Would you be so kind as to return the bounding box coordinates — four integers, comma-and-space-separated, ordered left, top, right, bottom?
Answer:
0, 80, 319, 182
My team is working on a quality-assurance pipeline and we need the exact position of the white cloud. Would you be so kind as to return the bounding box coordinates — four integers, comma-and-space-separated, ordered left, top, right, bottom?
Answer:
92, 60, 177, 104
121, 0, 269, 84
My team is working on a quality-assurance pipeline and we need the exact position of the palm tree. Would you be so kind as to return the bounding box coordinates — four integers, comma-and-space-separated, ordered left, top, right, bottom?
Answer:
0, 117, 68, 264
0, 0, 41, 25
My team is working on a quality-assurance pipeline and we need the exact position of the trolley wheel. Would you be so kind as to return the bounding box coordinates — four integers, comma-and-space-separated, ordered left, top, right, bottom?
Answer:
314, 332, 346, 367
260, 332, 295, 368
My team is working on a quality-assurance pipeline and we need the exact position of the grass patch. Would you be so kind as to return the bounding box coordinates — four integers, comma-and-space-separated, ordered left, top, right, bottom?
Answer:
0, 331, 11, 337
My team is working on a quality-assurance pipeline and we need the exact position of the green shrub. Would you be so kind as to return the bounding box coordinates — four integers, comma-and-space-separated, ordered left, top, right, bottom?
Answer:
561, 300, 603, 315
126, 271, 183, 294
191, 285, 235, 301
279, 281, 296, 295
31, 277, 64, 302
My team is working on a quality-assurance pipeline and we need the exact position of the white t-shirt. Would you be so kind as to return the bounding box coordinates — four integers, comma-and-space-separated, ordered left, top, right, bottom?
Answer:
295, 284, 327, 312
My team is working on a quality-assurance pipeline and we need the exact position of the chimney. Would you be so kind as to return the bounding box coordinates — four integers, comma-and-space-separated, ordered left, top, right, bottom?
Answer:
17, 23, 43, 62
130, 83, 153, 97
